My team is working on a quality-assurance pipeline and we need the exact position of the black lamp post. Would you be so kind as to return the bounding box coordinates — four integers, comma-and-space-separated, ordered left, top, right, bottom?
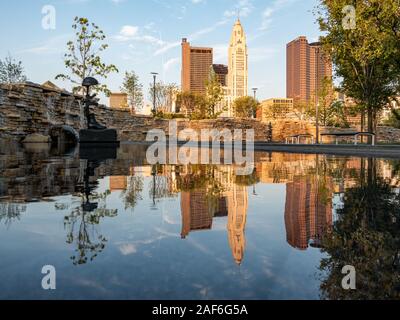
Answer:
151, 72, 158, 115
252, 87, 258, 119
315, 102, 320, 144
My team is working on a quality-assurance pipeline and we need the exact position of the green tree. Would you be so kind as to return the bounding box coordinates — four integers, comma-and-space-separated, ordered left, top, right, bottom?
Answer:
317, 0, 400, 138
292, 100, 311, 121
56, 17, 118, 95
176, 91, 208, 119
149, 82, 179, 113
319, 165, 400, 299
233, 96, 260, 118
328, 100, 350, 128
317, 77, 334, 126
204, 70, 225, 118
0, 54, 27, 84
121, 71, 143, 113
307, 83, 350, 128
123, 176, 144, 211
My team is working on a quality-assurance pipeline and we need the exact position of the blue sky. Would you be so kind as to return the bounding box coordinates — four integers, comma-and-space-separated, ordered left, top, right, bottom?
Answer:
0, 0, 321, 103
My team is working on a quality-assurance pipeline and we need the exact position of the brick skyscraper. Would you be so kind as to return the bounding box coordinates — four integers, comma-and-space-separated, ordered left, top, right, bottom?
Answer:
284, 176, 333, 250
287, 36, 332, 106
181, 38, 213, 94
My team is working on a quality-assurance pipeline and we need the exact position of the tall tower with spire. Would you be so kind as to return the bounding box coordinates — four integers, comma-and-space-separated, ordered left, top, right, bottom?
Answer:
228, 19, 248, 99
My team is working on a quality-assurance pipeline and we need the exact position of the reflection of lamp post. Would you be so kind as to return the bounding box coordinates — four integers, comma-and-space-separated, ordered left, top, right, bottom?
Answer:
316, 102, 320, 144
151, 165, 157, 208
253, 185, 258, 196
252, 87, 258, 119
151, 72, 158, 115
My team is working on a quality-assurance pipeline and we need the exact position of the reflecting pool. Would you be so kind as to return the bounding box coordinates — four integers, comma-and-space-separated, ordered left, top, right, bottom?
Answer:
0, 142, 399, 300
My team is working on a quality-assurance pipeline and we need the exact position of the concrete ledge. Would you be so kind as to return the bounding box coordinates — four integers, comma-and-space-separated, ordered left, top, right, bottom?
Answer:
136, 140, 400, 158
253, 143, 400, 158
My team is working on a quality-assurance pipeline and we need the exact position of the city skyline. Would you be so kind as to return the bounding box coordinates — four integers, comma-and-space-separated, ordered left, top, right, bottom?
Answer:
0, 0, 322, 104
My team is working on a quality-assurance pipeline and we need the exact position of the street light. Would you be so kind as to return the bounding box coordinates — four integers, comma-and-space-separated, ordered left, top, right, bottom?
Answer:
252, 87, 258, 119
151, 72, 158, 115
315, 102, 320, 144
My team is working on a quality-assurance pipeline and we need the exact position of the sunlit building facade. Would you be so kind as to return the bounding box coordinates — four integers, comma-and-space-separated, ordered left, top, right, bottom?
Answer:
287, 36, 332, 107
181, 38, 213, 94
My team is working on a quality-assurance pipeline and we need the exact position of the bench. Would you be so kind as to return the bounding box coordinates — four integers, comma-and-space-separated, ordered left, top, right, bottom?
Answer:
320, 132, 376, 146
286, 134, 315, 145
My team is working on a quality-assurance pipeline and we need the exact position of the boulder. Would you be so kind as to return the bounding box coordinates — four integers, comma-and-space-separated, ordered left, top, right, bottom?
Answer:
22, 133, 51, 144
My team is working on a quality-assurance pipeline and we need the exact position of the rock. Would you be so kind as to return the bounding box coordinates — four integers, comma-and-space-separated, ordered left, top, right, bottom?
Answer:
22, 133, 51, 144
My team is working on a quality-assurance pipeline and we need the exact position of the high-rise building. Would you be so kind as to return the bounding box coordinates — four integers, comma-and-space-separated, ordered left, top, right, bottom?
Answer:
228, 19, 248, 99
212, 64, 229, 87
309, 42, 333, 105
287, 36, 332, 106
181, 38, 213, 94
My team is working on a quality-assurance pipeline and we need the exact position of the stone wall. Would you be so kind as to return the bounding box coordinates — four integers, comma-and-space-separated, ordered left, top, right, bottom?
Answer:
0, 82, 269, 142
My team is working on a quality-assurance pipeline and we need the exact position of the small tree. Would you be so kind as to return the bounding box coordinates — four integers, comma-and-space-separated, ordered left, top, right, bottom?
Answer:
205, 70, 225, 118
121, 71, 143, 113
233, 96, 260, 118
316, 77, 334, 126
176, 91, 198, 115
328, 100, 350, 128
292, 100, 310, 121
149, 82, 179, 113
56, 17, 118, 95
176, 91, 209, 120
0, 54, 27, 84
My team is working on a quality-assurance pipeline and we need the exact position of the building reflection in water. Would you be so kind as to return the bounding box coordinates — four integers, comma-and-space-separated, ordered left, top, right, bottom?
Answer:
179, 167, 248, 265
284, 176, 333, 250
4, 142, 399, 267
110, 176, 128, 192
226, 184, 248, 265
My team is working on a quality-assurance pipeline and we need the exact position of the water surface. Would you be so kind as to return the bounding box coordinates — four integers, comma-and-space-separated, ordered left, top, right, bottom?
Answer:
0, 143, 399, 300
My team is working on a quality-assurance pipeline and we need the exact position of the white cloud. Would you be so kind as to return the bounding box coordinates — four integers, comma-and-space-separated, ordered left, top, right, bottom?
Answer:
154, 19, 228, 56
119, 244, 137, 256
115, 25, 166, 46
224, 0, 254, 18
120, 25, 139, 38
19, 34, 71, 55
259, 0, 298, 31
163, 57, 179, 73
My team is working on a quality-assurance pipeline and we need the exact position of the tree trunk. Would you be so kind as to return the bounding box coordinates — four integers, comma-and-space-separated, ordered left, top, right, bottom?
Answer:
368, 108, 374, 144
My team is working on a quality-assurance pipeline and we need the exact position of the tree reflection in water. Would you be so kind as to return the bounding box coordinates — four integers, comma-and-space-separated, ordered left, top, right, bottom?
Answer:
122, 175, 144, 211
0, 203, 26, 229
64, 160, 117, 266
320, 158, 400, 300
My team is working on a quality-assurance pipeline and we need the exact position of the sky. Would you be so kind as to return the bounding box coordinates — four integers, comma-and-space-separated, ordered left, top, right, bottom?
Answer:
0, 0, 322, 104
